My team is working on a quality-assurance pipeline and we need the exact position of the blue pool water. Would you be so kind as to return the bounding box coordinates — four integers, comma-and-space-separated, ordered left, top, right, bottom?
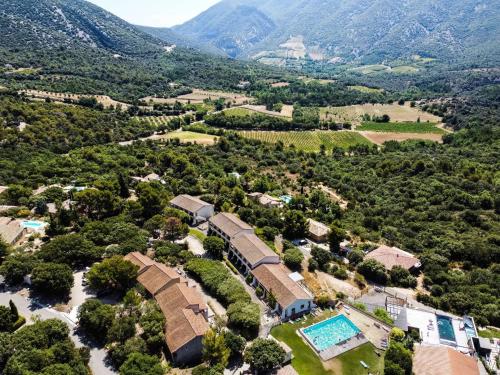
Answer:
21, 221, 45, 229
301, 315, 361, 351
437, 315, 456, 342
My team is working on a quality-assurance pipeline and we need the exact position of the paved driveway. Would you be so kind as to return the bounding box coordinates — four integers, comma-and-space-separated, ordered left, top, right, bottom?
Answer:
0, 290, 116, 375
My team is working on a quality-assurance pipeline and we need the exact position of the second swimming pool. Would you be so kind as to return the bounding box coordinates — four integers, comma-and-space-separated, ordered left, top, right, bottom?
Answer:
301, 314, 361, 351
437, 315, 456, 342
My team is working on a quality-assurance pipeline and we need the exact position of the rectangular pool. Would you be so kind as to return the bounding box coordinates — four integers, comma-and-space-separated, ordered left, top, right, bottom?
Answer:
437, 315, 456, 342
301, 314, 361, 351
21, 220, 46, 229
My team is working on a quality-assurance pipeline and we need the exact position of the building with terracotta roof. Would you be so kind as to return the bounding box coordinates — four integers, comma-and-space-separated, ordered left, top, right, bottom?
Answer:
137, 263, 182, 296
251, 264, 313, 320
307, 219, 330, 243
228, 233, 280, 275
248, 192, 283, 208
170, 195, 214, 225
413, 345, 479, 375
124, 252, 156, 274
0, 217, 27, 245
156, 282, 209, 364
126, 253, 209, 364
365, 245, 421, 271
208, 212, 253, 243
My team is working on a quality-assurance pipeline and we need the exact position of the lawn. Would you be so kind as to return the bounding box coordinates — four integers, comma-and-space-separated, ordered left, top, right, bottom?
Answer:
223, 107, 254, 117
189, 228, 206, 242
238, 131, 372, 152
329, 343, 384, 375
350, 65, 390, 75
271, 312, 384, 375
391, 65, 419, 74
348, 85, 384, 94
271, 312, 336, 375
478, 327, 500, 339
357, 121, 444, 134
160, 131, 219, 145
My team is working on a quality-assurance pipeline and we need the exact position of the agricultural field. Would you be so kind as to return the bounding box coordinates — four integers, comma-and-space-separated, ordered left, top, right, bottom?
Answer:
391, 65, 419, 74
357, 121, 444, 134
240, 104, 293, 119
152, 131, 219, 145
358, 131, 444, 145
320, 103, 442, 125
222, 107, 255, 117
19, 89, 132, 109
141, 89, 252, 106
136, 115, 179, 126
348, 85, 384, 94
349, 64, 390, 74
238, 130, 372, 152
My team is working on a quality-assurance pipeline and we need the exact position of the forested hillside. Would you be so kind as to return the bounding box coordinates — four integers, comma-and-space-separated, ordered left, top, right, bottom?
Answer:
170, 0, 500, 66
0, 0, 281, 101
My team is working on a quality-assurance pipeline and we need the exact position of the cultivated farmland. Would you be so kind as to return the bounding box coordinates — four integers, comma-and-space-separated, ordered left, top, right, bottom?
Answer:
141, 89, 252, 106
357, 121, 444, 134
136, 115, 180, 126
238, 131, 372, 152
320, 103, 442, 125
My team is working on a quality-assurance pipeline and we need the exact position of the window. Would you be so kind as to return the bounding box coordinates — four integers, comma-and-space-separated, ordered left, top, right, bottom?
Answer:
301, 304, 304, 309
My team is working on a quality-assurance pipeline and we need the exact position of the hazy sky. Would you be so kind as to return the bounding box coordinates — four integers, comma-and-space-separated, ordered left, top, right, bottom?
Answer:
87, 0, 220, 27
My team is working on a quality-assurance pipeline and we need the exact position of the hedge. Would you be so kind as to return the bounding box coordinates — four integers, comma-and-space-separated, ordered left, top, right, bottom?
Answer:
12, 315, 26, 331
185, 258, 259, 337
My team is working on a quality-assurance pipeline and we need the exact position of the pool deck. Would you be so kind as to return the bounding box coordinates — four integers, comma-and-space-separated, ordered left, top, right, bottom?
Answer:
338, 305, 390, 350
300, 313, 373, 360
319, 334, 369, 361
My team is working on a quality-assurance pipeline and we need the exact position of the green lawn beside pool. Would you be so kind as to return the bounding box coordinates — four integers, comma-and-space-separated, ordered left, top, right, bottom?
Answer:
271, 318, 333, 375
271, 311, 385, 375
331, 343, 384, 375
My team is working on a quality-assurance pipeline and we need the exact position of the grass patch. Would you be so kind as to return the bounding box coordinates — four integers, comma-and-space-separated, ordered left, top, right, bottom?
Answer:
350, 65, 390, 75
189, 228, 206, 242
329, 343, 384, 375
478, 327, 500, 339
271, 312, 337, 375
224, 107, 254, 117
162, 131, 219, 144
357, 121, 444, 134
239, 131, 372, 152
391, 65, 419, 74
348, 85, 383, 94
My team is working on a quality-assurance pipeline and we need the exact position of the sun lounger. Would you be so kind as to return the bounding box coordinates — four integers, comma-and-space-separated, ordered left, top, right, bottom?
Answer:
360, 360, 369, 369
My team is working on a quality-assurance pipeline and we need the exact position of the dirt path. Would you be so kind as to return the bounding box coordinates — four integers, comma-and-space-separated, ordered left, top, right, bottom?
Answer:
318, 184, 348, 210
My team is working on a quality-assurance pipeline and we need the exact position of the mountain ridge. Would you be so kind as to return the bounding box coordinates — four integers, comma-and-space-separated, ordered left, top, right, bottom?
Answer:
160, 0, 500, 67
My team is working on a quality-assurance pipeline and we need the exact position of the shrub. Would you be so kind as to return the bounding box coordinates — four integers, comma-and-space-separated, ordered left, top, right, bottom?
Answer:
333, 268, 348, 280
31, 263, 74, 297
283, 247, 304, 270
227, 302, 260, 338
357, 259, 388, 284
244, 338, 285, 373
185, 259, 259, 336
203, 236, 225, 259
374, 308, 394, 325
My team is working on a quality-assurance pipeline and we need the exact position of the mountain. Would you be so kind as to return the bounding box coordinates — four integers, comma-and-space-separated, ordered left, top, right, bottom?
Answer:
0, 0, 279, 100
136, 25, 224, 56
170, 0, 500, 66
173, 2, 276, 58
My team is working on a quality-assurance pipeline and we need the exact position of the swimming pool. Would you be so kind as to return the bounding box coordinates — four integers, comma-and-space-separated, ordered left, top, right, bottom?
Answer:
437, 315, 456, 342
21, 220, 46, 229
301, 315, 361, 351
